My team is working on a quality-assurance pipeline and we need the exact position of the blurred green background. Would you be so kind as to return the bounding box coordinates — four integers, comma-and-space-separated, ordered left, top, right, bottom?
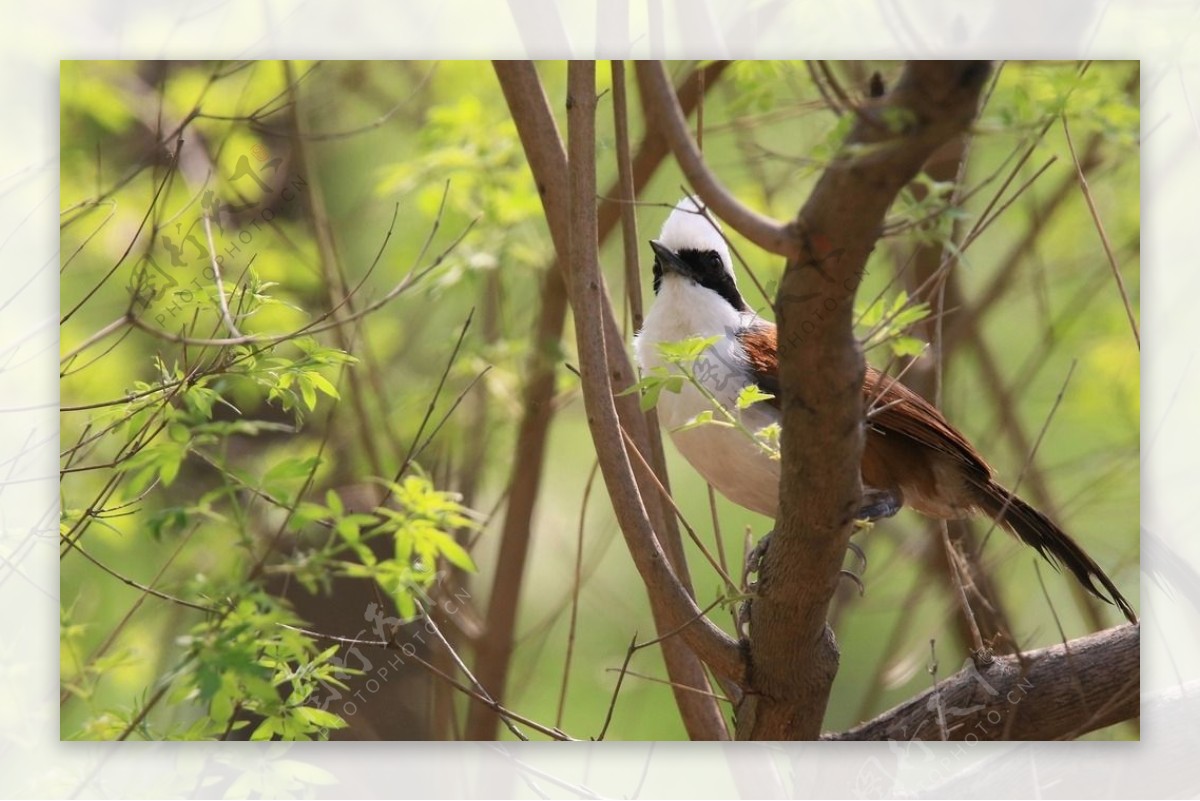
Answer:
60, 60, 1139, 741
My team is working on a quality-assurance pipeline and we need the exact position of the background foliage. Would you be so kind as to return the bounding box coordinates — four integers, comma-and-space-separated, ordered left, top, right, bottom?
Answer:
59, 60, 1139, 740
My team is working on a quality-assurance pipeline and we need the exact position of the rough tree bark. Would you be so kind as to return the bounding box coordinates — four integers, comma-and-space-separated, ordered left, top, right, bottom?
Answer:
586, 60, 1133, 742
747, 61, 993, 741
827, 623, 1139, 741
496, 60, 742, 740
640, 60, 995, 739
466, 61, 730, 742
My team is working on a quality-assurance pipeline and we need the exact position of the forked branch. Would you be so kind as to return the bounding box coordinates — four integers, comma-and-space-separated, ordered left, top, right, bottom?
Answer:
638, 59, 993, 740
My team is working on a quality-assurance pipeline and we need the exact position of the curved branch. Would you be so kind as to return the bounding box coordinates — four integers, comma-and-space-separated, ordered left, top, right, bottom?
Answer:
563, 61, 746, 689
466, 65, 732, 740
635, 61, 796, 257
495, 61, 743, 741
826, 623, 1139, 741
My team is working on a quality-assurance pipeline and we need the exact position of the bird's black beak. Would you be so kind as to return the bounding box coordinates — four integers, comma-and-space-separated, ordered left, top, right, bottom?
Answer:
649, 239, 693, 279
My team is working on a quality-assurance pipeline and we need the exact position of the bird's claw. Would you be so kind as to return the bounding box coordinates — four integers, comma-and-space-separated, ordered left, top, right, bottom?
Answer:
846, 540, 868, 573
840, 568, 866, 596
744, 529, 772, 583
746, 529, 866, 596
857, 489, 902, 523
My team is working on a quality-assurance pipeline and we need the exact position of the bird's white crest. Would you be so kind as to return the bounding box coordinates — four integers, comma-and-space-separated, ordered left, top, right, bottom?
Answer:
658, 196, 735, 282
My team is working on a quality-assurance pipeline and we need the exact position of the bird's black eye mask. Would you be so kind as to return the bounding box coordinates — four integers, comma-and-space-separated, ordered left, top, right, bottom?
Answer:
652, 247, 748, 312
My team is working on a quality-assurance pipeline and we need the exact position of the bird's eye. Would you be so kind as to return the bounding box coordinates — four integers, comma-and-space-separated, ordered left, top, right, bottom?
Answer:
709, 252, 723, 270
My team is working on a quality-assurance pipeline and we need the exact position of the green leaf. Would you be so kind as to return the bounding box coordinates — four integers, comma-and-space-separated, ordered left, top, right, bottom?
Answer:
672, 410, 734, 434
736, 384, 775, 410
857, 296, 884, 328
888, 335, 926, 358
183, 385, 218, 420
298, 375, 318, 411
289, 501, 330, 532
307, 372, 340, 401
325, 489, 344, 518
639, 376, 675, 412
755, 422, 782, 457
250, 719, 278, 740
263, 456, 322, 487
158, 450, 183, 486
392, 584, 416, 621
434, 534, 476, 573
621, 370, 684, 412
295, 706, 348, 730
656, 335, 721, 364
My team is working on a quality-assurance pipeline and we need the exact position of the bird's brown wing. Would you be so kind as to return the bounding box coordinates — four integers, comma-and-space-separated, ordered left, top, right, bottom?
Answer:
738, 321, 992, 496
738, 323, 782, 407
862, 365, 992, 475
738, 321, 1136, 621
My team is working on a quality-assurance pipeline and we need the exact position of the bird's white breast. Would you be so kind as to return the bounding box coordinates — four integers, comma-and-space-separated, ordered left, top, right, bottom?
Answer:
633, 278, 781, 519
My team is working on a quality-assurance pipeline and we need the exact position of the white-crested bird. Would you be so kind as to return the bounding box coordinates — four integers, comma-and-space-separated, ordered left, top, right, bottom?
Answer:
633, 197, 1135, 623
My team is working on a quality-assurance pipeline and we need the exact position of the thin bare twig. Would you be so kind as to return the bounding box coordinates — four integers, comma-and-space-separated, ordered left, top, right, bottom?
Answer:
59, 533, 217, 614
201, 214, 243, 337
618, 424, 737, 592
396, 308, 475, 481
280, 624, 574, 741
61, 139, 182, 325
604, 668, 733, 704
612, 61, 644, 337
978, 361, 1076, 553
940, 524, 986, 654
1062, 114, 1140, 349
597, 634, 639, 741
556, 459, 600, 729
418, 601, 528, 741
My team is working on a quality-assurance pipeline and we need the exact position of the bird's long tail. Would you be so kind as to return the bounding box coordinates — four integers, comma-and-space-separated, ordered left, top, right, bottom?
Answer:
975, 479, 1137, 624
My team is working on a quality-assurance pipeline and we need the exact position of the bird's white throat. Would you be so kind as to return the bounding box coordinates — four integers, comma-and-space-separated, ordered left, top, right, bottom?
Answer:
633, 275, 781, 518
635, 275, 745, 365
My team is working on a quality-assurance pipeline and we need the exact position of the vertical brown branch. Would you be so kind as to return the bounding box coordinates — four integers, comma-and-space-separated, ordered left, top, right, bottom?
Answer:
634, 59, 991, 739
564, 59, 736, 739
489, 60, 739, 740
745, 62, 992, 740
612, 61, 644, 336
285, 61, 387, 478
464, 263, 568, 740
466, 62, 729, 741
